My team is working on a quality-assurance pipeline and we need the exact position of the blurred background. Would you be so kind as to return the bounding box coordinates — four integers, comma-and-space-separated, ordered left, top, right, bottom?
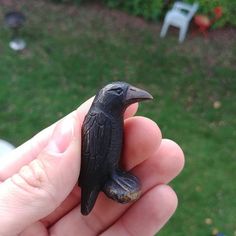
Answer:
0, 0, 235, 235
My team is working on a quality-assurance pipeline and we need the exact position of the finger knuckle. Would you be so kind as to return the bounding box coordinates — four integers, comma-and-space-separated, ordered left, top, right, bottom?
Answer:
10, 159, 57, 206
21, 159, 47, 188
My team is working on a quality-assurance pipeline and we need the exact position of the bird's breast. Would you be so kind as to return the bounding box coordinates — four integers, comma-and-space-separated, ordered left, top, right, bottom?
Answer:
107, 118, 123, 167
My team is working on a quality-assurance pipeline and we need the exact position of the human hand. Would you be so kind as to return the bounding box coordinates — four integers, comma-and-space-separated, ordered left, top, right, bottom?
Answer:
0, 97, 184, 236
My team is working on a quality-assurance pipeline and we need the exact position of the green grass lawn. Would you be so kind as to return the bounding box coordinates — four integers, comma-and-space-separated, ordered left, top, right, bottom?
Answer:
0, 1, 236, 235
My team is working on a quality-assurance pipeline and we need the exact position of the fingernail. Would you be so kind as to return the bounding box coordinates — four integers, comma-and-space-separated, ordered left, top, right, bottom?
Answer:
46, 116, 75, 154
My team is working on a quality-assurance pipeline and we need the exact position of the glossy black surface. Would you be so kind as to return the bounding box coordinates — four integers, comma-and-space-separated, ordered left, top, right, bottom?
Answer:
79, 82, 153, 215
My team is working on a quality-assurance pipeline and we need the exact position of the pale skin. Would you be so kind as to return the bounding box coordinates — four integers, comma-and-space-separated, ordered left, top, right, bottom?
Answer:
0, 97, 185, 236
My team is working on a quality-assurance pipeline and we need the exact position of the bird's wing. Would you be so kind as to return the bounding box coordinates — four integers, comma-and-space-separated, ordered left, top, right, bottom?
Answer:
81, 111, 112, 178
79, 111, 112, 215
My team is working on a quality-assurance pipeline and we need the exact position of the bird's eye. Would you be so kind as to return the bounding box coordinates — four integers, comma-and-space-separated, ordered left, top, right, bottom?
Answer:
110, 88, 123, 95
116, 88, 123, 94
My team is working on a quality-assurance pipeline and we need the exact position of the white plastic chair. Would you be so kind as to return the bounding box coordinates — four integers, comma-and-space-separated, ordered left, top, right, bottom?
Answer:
160, 1, 199, 43
0, 139, 15, 158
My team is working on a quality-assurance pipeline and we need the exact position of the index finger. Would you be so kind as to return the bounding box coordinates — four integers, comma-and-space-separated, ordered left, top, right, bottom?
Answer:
0, 97, 138, 181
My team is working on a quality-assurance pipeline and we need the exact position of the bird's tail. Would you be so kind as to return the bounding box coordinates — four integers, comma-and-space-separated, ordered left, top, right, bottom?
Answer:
81, 186, 100, 215
103, 169, 141, 204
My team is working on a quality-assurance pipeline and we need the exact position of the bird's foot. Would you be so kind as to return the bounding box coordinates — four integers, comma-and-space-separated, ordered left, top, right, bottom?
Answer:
103, 169, 141, 203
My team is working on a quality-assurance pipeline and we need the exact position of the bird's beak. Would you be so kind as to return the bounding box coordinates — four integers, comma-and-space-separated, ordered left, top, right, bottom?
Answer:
125, 86, 153, 105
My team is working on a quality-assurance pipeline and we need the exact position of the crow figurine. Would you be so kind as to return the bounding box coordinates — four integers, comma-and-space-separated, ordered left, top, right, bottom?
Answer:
79, 81, 153, 215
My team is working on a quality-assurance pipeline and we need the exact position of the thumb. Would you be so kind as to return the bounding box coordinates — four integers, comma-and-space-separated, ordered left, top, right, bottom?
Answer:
0, 114, 81, 236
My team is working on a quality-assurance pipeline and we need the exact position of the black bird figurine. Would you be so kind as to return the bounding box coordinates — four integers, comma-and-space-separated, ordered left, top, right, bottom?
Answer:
79, 82, 153, 215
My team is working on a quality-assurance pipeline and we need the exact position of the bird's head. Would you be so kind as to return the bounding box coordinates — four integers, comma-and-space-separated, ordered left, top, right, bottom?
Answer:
93, 82, 153, 116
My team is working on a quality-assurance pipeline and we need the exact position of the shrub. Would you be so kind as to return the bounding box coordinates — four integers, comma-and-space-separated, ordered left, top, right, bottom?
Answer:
49, 0, 236, 27
103, 0, 164, 20
104, 0, 236, 27
186, 0, 236, 27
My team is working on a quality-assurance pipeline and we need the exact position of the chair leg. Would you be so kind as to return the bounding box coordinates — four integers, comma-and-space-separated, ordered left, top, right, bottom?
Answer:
179, 24, 188, 43
160, 22, 170, 38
